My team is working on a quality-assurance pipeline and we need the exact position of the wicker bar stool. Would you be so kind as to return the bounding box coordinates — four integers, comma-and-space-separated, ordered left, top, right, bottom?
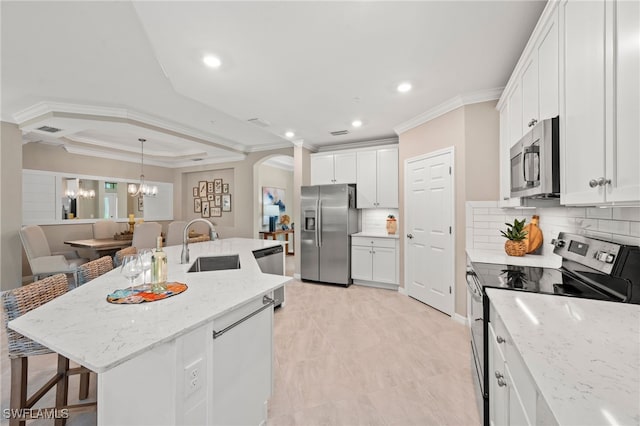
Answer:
2, 274, 96, 426
113, 246, 137, 267
77, 256, 114, 286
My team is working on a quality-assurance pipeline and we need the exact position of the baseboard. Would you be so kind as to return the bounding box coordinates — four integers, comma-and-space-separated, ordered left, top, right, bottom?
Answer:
452, 313, 467, 325
293, 273, 301, 280
397, 286, 408, 295
352, 279, 399, 291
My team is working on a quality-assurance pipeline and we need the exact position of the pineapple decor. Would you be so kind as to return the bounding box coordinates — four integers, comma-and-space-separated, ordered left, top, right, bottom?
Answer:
501, 218, 528, 257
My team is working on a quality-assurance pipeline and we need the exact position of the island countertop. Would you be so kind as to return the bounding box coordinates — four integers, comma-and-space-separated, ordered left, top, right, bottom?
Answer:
486, 289, 640, 426
9, 238, 291, 373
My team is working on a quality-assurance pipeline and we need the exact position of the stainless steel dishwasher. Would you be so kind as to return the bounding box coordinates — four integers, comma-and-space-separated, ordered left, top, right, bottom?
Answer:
253, 245, 285, 307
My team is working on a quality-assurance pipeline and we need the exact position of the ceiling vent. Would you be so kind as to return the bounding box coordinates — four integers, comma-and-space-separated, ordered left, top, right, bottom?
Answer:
330, 130, 349, 136
36, 125, 62, 133
247, 118, 271, 128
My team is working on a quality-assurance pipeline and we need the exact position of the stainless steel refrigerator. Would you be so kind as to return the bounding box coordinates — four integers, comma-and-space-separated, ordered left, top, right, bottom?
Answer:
301, 184, 358, 286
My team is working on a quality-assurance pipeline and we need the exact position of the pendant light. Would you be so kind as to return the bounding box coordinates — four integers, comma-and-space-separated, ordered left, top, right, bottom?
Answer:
128, 138, 158, 197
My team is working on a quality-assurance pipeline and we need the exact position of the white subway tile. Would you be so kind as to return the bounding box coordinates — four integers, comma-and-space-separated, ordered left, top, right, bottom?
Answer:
564, 207, 586, 218
466, 205, 473, 227
475, 242, 504, 251
612, 207, 640, 222
629, 222, 640, 237
575, 218, 598, 231
488, 235, 504, 244
584, 230, 613, 240
489, 208, 507, 215
475, 214, 502, 222
598, 220, 630, 235
474, 228, 500, 236
541, 216, 573, 227
474, 208, 490, 215
474, 235, 489, 243
538, 207, 569, 217
586, 207, 613, 219
611, 235, 640, 246
474, 221, 489, 229
467, 201, 499, 209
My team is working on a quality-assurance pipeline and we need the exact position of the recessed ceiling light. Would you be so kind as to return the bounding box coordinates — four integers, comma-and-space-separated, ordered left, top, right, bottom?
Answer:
203, 55, 222, 69
351, 120, 363, 128
397, 82, 412, 93
285, 131, 295, 138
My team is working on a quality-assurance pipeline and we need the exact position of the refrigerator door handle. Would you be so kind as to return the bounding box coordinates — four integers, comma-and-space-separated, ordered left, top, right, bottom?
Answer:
318, 199, 322, 247
315, 199, 320, 247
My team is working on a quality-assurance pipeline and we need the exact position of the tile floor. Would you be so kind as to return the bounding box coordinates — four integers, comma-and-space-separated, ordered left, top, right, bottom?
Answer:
1, 265, 479, 425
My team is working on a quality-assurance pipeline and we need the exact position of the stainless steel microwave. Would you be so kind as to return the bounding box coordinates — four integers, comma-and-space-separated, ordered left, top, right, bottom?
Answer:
510, 116, 560, 199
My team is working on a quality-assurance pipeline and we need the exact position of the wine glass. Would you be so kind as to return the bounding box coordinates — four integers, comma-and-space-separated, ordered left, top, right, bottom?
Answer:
121, 254, 143, 293
138, 249, 153, 291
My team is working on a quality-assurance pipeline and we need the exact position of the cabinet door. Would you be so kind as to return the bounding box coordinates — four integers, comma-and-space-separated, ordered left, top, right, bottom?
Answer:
507, 82, 523, 146
310, 154, 335, 185
371, 246, 396, 284
333, 152, 357, 184
376, 148, 399, 208
538, 8, 559, 120
521, 55, 539, 133
560, 0, 606, 204
506, 364, 532, 426
351, 245, 373, 281
608, 0, 640, 203
356, 150, 377, 208
499, 105, 522, 207
489, 325, 508, 426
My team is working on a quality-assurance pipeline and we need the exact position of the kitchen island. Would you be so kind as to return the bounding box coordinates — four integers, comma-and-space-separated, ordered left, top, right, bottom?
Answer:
9, 238, 291, 426
486, 289, 640, 426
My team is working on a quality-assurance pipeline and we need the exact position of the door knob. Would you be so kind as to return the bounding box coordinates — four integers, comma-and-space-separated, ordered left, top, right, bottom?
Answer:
407, 234, 414, 239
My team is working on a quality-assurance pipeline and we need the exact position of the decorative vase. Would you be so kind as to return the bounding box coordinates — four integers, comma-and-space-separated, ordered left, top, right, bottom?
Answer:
505, 240, 527, 257
386, 219, 397, 235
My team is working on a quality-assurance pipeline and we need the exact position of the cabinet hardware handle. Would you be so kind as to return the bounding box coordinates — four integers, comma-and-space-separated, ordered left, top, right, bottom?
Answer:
590, 177, 611, 188
496, 335, 505, 344
407, 234, 414, 239
495, 371, 504, 379
497, 378, 507, 387
528, 119, 538, 128
589, 179, 599, 188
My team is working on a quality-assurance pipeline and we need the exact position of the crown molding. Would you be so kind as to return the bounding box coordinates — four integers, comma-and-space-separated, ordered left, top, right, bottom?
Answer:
245, 141, 294, 153
315, 136, 398, 152
13, 101, 247, 153
393, 88, 503, 135
291, 139, 318, 152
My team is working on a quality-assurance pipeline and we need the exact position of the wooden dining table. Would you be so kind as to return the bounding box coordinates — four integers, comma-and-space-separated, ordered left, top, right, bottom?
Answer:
64, 238, 132, 258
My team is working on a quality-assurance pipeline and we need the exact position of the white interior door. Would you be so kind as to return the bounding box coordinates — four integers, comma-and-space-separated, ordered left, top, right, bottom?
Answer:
405, 149, 454, 315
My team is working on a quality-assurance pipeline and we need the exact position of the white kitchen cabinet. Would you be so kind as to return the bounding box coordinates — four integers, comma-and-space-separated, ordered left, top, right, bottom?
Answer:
310, 152, 356, 185
538, 9, 559, 121
356, 147, 398, 208
521, 56, 539, 134
507, 82, 523, 147
499, 103, 522, 208
351, 236, 398, 288
560, 0, 640, 205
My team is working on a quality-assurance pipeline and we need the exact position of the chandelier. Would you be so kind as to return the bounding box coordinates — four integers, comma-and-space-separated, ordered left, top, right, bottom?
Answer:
128, 138, 158, 197
65, 188, 96, 200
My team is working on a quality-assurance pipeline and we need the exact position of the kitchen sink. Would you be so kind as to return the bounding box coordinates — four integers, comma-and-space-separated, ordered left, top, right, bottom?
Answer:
187, 255, 240, 272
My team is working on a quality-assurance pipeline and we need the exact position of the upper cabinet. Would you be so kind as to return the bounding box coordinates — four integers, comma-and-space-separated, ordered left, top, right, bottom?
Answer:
310, 152, 356, 185
356, 147, 398, 208
560, 0, 639, 205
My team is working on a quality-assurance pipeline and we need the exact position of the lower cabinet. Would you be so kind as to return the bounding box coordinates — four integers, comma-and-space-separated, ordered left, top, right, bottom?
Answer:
489, 302, 558, 426
351, 236, 398, 288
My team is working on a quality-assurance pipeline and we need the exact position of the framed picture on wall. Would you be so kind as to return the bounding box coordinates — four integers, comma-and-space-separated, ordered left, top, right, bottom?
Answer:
138, 196, 144, 212
201, 201, 210, 218
223, 183, 229, 194
211, 207, 221, 217
192, 187, 198, 197
207, 181, 214, 193
222, 194, 232, 212
214, 194, 221, 207
194, 198, 201, 213
207, 194, 214, 201
214, 179, 223, 194
199, 181, 207, 197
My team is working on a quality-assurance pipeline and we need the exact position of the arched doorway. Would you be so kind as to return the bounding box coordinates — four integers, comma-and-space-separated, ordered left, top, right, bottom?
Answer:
252, 155, 295, 242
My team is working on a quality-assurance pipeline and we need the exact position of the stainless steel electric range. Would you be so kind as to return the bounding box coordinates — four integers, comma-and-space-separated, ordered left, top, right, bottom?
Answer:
466, 232, 640, 426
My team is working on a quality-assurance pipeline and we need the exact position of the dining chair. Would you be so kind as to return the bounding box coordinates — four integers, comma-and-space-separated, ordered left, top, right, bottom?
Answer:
2, 274, 96, 426
165, 221, 187, 247
92, 220, 119, 239
77, 256, 114, 286
131, 222, 162, 250
19, 225, 88, 287
114, 246, 137, 267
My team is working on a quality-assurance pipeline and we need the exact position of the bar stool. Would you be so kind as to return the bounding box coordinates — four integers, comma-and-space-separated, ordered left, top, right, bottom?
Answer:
1, 274, 96, 426
77, 256, 114, 286
113, 246, 137, 267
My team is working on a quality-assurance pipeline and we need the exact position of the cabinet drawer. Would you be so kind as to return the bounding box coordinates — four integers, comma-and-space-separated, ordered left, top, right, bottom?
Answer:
352, 236, 396, 248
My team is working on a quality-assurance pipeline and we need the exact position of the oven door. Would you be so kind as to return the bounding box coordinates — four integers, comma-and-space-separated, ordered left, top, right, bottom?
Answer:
466, 269, 485, 397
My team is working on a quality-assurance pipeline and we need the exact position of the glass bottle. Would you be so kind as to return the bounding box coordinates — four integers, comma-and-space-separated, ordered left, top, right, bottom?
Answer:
151, 236, 168, 293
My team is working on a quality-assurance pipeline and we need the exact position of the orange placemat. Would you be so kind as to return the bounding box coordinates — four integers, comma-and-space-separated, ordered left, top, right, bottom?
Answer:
106, 282, 187, 304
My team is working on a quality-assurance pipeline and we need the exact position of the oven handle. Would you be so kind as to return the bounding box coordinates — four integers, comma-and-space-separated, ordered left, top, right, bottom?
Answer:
466, 270, 483, 298
522, 145, 540, 183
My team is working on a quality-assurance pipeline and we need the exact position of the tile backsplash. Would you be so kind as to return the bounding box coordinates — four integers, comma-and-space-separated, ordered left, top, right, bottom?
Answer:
360, 208, 399, 234
466, 201, 640, 255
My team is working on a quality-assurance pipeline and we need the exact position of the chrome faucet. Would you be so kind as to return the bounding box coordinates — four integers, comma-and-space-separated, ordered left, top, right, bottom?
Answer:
181, 219, 217, 264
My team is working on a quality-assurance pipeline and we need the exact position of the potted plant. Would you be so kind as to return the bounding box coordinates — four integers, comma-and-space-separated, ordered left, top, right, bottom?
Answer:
501, 218, 528, 257
386, 214, 397, 235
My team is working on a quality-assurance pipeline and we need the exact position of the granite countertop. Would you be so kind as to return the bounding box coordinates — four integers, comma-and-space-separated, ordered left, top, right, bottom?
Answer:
466, 248, 562, 268
9, 238, 291, 373
486, 289, 640, 426
352, 232, 400, 239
